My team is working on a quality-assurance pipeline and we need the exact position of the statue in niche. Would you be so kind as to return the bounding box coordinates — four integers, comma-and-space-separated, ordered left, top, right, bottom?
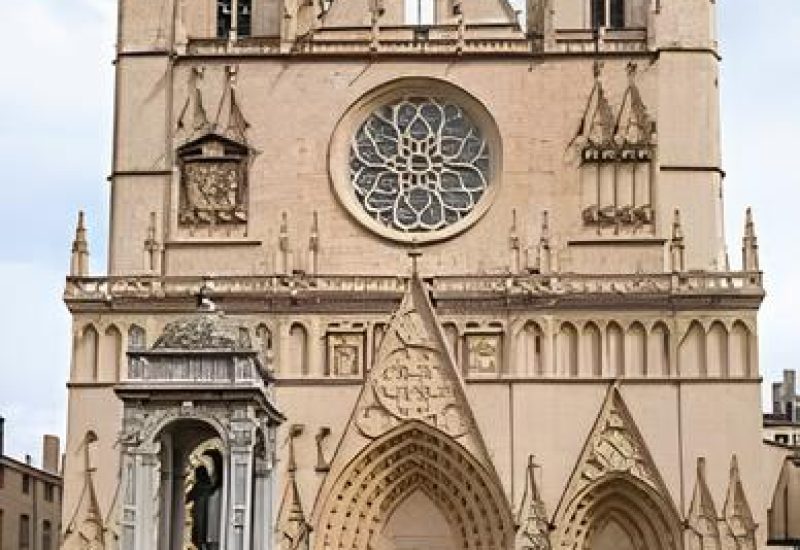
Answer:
185, 448, 223, 550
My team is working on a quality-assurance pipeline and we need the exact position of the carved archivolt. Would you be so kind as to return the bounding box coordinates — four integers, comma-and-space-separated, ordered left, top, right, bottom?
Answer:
553, 386, 682, 550
315, 421, 514, 550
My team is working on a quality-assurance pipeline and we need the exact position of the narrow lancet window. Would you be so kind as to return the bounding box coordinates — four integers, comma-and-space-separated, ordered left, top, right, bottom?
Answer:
217, 0, 233, 38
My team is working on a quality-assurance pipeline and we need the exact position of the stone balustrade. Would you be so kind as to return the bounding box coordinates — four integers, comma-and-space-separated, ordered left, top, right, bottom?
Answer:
64, 271, 763, 305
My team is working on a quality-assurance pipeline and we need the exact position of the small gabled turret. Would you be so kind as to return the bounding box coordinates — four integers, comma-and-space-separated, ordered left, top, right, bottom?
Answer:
70, 211, 90, 277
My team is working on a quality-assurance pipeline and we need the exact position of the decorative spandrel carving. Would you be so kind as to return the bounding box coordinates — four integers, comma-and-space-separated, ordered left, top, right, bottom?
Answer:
355, 277, 469, 439
178, 136, 249, 227
465, 334, 502, 376
326, 332, 364, 377
580, 404, 656, 487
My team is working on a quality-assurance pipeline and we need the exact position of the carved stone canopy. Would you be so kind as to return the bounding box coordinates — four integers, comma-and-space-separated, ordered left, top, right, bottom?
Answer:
152, 314, 252, 352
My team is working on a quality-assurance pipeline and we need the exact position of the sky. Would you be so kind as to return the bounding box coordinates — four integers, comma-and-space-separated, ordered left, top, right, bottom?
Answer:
0, 1, 798, 465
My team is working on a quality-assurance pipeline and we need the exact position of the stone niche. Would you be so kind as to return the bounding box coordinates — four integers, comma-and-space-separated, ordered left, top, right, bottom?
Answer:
177, 133, 249, 231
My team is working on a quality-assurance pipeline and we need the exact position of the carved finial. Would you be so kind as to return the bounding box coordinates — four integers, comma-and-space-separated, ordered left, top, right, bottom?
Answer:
593, 60, 604, 80
408, 247, 422, 277
315, 426, 332, 472
308, 212, 320, 275
70, 211, 90, 277
510, 209, 521, 273
537, 210, 553, 275
287, 424, 304, 473
670, 209, 685, 273
144, 212, 161, 273
742, 207, 759, 271
516, 455, 551, 550
627, 61, 638, 83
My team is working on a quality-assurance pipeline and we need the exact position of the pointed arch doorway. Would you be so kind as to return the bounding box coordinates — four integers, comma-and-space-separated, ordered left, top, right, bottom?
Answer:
372, 491, 459, 550
315, 421, 514, 550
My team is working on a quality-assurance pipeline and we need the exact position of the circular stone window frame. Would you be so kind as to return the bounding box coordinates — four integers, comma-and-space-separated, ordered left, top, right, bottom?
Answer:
329, 78, 503, 245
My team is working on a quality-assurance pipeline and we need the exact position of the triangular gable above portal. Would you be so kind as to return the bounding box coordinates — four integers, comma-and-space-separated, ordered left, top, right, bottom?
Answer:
687, 457, 722, 550
721, 455, 757, 549
575, 64, 616, 154
554, 384, 678, 522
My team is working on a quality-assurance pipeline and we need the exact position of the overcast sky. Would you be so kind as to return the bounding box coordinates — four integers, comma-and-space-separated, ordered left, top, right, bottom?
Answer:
0, 1, 798, 464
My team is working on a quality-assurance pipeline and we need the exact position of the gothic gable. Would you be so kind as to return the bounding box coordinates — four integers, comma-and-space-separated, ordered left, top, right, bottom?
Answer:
552, 385, 682, 550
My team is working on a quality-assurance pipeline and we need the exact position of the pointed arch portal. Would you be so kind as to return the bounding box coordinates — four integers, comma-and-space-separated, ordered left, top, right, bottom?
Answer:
316, 421, 514, 550
564, 475, 683, 550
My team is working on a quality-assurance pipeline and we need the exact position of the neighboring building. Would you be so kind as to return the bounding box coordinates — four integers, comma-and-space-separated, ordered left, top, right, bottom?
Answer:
58, 1, 789, 550
765, 370, 800, 447
0, 418, 62, 550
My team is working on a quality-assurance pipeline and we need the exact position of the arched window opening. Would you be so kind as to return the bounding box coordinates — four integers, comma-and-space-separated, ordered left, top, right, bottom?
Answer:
649, 323, 670, 376
78, 325, 100, 382
607, 322, 625, 377
679, 321, 706, 377
289, 323, 309, 376
730, 322, 752, 378
518, 322, 545, 376
626, 323, 647, 377
128, 325, 146, 351
559, 323, 579, 377
101, 325, 123, 382
584, 323, 602, 377
707, 322, 729, 377
155, 420, 225, 550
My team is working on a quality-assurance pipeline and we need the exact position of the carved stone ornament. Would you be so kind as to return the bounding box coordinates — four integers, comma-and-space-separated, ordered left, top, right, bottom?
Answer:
178, 134, 249, 227
465, 333, 502, 376
722, 456, 757, 550
152, 315, 251, 351
326, 332, 364, 377
516, 457, 552, 550
356, 277, 469, 439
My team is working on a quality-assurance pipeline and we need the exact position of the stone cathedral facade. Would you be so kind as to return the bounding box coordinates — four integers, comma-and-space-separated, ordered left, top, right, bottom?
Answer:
59, 1, 787, 549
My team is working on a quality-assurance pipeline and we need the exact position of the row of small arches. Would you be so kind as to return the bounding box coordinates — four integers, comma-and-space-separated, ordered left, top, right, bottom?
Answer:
72, 318, 755, 382
73, 324, 146, 383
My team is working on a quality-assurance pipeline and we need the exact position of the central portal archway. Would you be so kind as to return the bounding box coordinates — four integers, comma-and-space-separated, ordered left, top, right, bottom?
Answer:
315, 422, 514, 550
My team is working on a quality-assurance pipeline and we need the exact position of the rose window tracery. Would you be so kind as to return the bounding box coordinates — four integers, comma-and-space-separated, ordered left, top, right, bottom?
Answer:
349, 97, 491, 233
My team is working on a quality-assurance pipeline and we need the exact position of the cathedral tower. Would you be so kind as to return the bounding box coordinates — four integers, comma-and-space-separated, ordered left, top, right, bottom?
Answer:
61, 1, 773, 549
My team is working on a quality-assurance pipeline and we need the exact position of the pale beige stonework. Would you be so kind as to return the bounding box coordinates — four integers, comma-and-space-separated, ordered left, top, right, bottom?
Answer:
60, 1, 789, 549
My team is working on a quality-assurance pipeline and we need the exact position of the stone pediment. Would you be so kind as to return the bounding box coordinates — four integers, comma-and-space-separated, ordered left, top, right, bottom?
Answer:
152, 315, 252, 352
176, 132, 249, 158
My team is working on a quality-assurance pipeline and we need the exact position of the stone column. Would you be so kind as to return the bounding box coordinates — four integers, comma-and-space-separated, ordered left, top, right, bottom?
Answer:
227, 420, 256, 550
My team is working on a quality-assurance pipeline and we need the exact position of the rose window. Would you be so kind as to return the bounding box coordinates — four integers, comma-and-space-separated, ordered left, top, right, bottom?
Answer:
349, 97, 491, 233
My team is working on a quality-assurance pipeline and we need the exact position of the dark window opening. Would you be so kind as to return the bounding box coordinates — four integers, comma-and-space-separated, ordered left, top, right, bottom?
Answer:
610, 0, 625, 28
591, 0, 625, 29
42, 521, 52, 550
21, 474, 30, 495
19, 514, 30, 549
591, 0, 605, 29
217, 0, 233, 39
776, 434, 790, 445
237, 0, 252, 38
0, 465, 4, 489
44, 483, 54, 502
